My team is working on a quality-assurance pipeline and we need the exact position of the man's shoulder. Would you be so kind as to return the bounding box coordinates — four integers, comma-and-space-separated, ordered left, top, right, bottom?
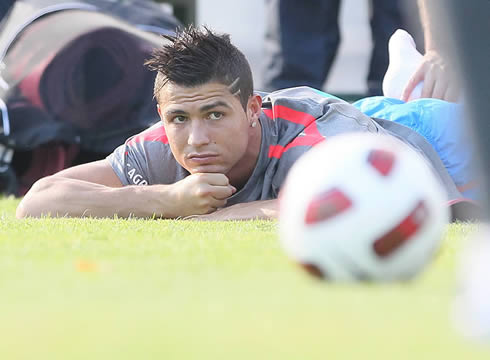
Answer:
260, 86, 344, 104
126, 122, 168, 148
261, 86, 351, 123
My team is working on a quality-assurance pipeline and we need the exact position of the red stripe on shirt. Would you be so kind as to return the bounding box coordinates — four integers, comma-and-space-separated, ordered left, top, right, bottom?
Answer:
263, 105, 316, 126
127, 124, 168, 147
268, 121, 325, 159
263, 108, 273, 118
268, 144, 285, 159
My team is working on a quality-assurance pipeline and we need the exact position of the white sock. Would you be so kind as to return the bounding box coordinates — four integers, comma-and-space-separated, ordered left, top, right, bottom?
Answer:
382, 29, 424, 101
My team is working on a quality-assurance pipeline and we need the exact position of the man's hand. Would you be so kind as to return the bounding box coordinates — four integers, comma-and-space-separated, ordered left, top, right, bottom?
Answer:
185, 199, 278, 221
170, 173, 236, 217
401, 50, 459, 102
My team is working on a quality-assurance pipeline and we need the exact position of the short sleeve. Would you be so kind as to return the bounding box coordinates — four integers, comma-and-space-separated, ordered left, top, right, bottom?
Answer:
105, 122, 187, 186
106, 137, 150, 186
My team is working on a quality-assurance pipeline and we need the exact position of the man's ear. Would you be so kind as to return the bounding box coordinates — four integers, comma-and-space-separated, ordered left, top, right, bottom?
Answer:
247, 94, 262, 122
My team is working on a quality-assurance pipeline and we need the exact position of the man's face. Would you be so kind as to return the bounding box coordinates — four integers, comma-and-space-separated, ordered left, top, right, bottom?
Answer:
157, 82, 259, 180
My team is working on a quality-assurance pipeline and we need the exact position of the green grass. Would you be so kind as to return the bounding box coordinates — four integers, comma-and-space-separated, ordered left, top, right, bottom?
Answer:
0, 197, 489, 359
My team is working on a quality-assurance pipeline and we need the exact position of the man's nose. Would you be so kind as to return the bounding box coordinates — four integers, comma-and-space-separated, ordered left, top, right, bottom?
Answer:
187, 121, 211, 147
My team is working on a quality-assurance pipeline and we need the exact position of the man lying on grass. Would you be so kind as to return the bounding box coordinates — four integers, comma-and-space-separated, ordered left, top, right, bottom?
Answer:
17, 25, 478, 221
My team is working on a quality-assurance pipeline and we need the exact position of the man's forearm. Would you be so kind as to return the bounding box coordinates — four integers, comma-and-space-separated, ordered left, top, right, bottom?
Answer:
16, 176, 176, 219
191, 199, 278, 221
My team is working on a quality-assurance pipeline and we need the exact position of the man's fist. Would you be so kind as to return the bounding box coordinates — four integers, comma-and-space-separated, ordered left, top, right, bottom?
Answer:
169, 173, 236, 216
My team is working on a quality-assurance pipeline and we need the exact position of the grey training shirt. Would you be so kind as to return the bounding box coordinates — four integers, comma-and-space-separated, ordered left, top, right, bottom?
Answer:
107, 86, 465, 206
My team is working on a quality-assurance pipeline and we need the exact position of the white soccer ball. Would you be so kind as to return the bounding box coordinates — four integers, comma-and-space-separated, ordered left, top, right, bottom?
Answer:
279, 132, 450, 282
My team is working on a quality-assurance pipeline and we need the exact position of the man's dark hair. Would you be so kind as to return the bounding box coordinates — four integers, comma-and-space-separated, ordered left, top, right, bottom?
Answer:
145, 25, 254, 109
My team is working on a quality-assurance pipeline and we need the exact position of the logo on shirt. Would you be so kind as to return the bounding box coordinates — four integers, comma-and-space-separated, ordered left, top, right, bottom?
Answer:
127, 164, 148, 186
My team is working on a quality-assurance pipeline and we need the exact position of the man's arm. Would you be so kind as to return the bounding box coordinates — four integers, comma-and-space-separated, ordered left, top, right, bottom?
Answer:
402, 0, 459, 102
16, 159, 235, 219
187, 199, 278, 221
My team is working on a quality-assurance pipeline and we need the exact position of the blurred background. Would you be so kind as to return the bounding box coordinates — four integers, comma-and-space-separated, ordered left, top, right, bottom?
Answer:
0, 0, 423, 197
158, 0, 422, 97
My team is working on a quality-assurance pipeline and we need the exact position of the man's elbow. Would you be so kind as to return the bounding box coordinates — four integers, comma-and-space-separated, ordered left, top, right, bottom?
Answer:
15, 201, 28, 219
16, 176, 55, 219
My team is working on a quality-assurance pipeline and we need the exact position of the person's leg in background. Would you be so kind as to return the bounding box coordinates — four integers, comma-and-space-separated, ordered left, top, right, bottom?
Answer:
0, 0, 15, 24
262, 0, 341, 91
443, 0, 490, 341
367, 0, 405, 96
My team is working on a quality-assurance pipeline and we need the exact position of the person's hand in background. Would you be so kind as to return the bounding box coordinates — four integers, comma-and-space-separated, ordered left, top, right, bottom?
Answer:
402, 49, 459, 102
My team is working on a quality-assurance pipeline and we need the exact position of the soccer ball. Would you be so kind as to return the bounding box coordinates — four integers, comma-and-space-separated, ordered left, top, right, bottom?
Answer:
279, 132, 450, 282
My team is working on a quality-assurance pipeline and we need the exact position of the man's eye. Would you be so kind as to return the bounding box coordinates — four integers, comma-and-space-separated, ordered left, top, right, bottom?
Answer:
208, 112, 223, 120
171, 116, 187, 124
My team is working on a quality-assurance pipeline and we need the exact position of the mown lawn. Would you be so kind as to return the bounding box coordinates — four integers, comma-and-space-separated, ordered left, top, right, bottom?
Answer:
0, 197, 488, 359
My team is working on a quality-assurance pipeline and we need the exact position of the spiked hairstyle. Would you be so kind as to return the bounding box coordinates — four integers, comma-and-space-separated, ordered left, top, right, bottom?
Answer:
145, 26, 254, 110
